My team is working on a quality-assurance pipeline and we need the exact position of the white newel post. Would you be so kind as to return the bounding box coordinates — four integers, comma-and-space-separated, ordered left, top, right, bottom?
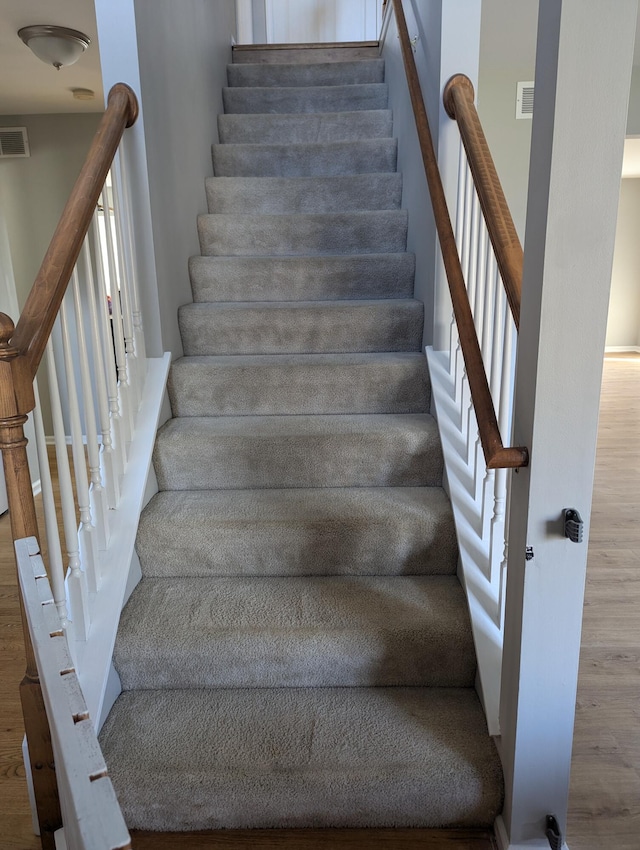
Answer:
497, 2, 638, 848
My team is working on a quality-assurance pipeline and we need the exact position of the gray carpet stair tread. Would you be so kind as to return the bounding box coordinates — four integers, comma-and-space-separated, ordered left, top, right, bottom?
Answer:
99, 686, 503, 830
205, 174, 402, 214
227, 59, 384, 87
197, 210, 407, 257
212, 139, 397, 177
178, 299, 422, 356
153, 413, 443, 491
114, 575, 476, 689
217, 110, 393, 143
232, 44, 382, 64
136, 487, 457, 578
188, 253, 415, 302
223, 83, 388, 114
168, 352, 429, 416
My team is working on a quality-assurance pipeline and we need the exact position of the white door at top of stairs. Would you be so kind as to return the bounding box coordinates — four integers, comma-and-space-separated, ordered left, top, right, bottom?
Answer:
265, 0, 382, 43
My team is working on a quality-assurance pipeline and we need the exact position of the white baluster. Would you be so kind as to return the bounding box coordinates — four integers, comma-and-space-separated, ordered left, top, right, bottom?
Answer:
60, 295, 100, 594
111, 167, 140, 409
450, 142, 467, 376
473, 249, 498, 504
115, 150, 146, 381
46, 337, 89, 641
489, 294, 516, 590
93, 214, 127, 476
463, 192, 482, 461
32, 380, 74, 650
102, 191, 135, 443
72, 263, 109, 551
84, 230, 121, 508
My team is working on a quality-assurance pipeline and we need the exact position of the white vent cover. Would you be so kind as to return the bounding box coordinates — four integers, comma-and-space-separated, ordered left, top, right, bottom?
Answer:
0, 127, 30, 158
516, 82, 534, 119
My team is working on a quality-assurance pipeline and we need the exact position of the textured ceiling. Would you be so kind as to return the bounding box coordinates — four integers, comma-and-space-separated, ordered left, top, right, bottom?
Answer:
0, 0, 104, 115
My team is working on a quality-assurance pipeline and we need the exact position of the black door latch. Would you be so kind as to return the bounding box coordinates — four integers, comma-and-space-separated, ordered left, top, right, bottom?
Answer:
563, 508, 584, 543
546, 814, 563, 850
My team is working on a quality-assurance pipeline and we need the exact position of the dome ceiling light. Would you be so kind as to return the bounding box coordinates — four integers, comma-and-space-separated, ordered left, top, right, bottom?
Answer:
18, 25, 91, 71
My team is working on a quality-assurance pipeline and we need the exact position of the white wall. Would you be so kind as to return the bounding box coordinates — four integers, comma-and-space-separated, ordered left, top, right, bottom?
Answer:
132, 0, 237, 359
606, 177, 640, 348
263, 0, 381, 43
0, 112, 102, 439
477, 0, 538, 242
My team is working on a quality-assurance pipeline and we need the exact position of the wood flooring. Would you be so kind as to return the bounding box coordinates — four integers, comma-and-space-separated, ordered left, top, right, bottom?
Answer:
0, 355, 638, 849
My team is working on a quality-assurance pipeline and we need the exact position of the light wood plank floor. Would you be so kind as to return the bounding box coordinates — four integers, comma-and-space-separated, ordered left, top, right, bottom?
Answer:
0, 356, 638, 849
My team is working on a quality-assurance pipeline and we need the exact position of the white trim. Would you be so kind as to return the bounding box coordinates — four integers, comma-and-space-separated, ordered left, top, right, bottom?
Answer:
31, 479, 42, 498
75, 353, 170, 726
494, 815, 570, 850
604, 345, 640, 353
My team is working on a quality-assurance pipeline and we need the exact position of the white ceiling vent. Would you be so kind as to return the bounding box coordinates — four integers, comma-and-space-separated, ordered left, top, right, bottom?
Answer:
0, 127, 30, 158
516, 82, 535, 120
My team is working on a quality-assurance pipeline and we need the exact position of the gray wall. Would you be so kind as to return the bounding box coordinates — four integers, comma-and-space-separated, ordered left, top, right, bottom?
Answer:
133, 0, 237, 359
627, 66, 640, 135
0, 113, 102, 310
606, 178, 640, 348
477, 0, 538, 241
0, 112, 102, 439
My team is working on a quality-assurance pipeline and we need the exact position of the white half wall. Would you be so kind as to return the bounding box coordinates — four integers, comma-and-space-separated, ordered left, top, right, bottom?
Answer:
606, 177, 640, 348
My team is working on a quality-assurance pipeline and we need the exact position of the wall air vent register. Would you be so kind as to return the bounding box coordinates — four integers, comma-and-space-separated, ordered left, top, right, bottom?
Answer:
0, 127, 30, 158
516, 82, 534, 120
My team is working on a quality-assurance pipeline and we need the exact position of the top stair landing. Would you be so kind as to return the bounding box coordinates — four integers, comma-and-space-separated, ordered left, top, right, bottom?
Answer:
232, 41, 380, 65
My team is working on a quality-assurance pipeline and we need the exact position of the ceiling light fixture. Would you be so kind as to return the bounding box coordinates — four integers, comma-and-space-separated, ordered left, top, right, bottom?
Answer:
18, 25, 91, 71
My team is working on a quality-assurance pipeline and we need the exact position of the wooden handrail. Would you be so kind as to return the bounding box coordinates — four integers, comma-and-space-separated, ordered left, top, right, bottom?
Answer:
443, 74, 523, 330
388, 0, 527, 469
0, 81, 138, 848
12, 83, 138, 379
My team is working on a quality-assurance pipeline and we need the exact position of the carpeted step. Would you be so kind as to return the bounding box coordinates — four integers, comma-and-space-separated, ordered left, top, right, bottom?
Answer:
227, 59, 384, 88
178, 300, 422, 356
114, 575, 476, 690
188, 253, 415, 302
153, 413, 443, 491
205, 174, 402, 214
212, 139, 397, 178
136, 487, 458, 578
198, 210, 407, 257
217, 110, 393, 144
232, 44, 382, 65
223, 83, 388, 114
168, 352, 429, 416
99, 686, 503, 831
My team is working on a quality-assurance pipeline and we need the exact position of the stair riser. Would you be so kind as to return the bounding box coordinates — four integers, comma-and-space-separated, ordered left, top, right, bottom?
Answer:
223, 84, 388, 114
205, 175, 402, 214
188, 254, 416, 302
197, 211, 407, 257
232, 45, 382, 64
178, 300, 422, 356
227, 59, 384, 87
168, 354, 429, 416
153, 415, 443, 491
114, 576, 476, 691
212, 139, 397, 178
136, 488, 457, 578
217, 111, 393, 144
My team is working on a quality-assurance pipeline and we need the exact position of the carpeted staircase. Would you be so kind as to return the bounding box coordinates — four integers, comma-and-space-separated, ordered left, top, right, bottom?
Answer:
99, 42, 503, 833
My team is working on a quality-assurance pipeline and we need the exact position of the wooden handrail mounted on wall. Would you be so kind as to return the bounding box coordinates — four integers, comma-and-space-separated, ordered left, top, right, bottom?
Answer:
443, 74, 523, 330
0, 83, 138, 850
388, 0, 528, 470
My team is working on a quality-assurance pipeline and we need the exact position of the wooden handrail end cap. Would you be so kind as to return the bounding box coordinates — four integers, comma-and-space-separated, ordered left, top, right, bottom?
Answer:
108, 83, 139, 128
443, 74, 475, 120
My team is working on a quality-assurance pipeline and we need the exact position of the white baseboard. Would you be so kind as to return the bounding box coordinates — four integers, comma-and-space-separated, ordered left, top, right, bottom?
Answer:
604, 345, 640, 353
494, 815, 570, 849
